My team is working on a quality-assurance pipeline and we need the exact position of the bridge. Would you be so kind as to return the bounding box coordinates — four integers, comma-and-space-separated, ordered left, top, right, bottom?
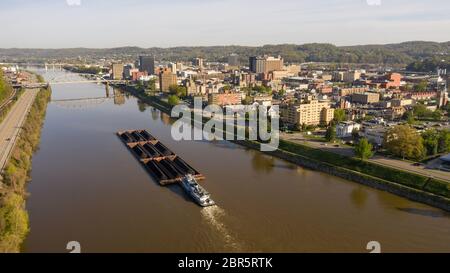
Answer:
51, 96, 115, 109
1, 62, 68, 71
14, 79, 129, 89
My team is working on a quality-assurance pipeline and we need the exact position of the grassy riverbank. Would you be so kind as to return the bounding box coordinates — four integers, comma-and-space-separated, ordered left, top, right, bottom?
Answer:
0, 71, 13, 105
0, 86, 51, 253
0, 71, 19, 124
278, 140, 449, 199
117, 84, 449, 209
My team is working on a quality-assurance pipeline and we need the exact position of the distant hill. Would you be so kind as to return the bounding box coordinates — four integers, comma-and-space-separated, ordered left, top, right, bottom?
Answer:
0, 41, 449, 66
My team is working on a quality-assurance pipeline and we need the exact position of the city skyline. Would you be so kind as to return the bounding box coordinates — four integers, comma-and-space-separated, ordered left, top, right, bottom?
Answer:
0, 0, 449, 48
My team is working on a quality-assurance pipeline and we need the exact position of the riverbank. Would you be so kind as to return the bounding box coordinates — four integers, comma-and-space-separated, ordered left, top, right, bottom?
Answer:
116, 84, 449, 211
0, 84, 51, 253
0, 71, 20, 123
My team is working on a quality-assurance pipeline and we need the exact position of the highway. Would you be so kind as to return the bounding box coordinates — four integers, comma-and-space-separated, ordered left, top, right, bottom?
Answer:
0, 89, 39, 184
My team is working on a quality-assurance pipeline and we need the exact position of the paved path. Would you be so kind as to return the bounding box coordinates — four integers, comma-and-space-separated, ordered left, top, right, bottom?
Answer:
0, 89, 39, 184
281, 132, 450, 183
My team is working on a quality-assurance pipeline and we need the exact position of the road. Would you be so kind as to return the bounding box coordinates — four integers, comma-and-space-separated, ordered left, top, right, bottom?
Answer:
0, 89, 39, 184
281, 132, 450, 183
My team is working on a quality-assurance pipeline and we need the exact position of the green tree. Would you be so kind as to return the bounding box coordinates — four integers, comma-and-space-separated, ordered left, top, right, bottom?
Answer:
412, 104, 433, 118
354, 138, 374, 160
146, 79, 156, 92
222, 85, 232, 92
169, 85, 187, 98
253, 85, 272, 94
384, 125, 426, 160
351, 128, 360, 141
443, 103, 450, 112
325, 125, 336, 142
403, 111, 416, 124
432, 109, 443, 121
414, 80, 428, 92
422, 129, 440, 156
404, 84, 413, 91
0, 70, 14, 105
438, 130, 450, 153
136, 81, 145, 92
333, 108, 346, 123
242, 96, 253, 105
168, 95, 180, 106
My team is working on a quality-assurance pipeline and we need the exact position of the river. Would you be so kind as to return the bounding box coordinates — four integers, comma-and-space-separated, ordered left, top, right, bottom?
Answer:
23, 70, 450, 253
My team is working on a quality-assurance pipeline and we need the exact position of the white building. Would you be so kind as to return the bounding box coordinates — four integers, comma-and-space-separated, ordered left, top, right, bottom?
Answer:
336, 121, 361, 138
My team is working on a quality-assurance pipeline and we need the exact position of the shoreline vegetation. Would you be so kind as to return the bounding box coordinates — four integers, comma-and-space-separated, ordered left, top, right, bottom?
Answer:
0, 74, 51, 253
0, 70, 22, 124
118, 84, 449, 211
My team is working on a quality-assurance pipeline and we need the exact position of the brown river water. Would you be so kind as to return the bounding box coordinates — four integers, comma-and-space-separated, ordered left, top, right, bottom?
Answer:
23, 70, 450, 253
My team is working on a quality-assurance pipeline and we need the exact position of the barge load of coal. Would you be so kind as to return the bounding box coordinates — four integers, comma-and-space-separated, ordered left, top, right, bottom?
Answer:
117, 130, 206, 186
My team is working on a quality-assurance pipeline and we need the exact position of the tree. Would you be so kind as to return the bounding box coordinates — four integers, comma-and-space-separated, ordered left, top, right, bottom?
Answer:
432, 109, 443, 121
354, 138, 374, 160
403, 110, 416, 124
169, 85, 187, 98
325, 125, 336, 142
351, 128, 360, 141
222, 85, 232, 92
384, 125, 426, 160
136, 81, 145, 92
242, 96, 253, 105
412, 104, 432, 118
404, 84, 413, 91
438, 130, 450, 153
362, 114, 375, 121
422, 129, 440, 156
146, 79, 156, 92
334, 108, 346, 123
443, 103, 450, 112
414, 80, 428, 92
253, 85, 272, 95
168, 95, 180, 106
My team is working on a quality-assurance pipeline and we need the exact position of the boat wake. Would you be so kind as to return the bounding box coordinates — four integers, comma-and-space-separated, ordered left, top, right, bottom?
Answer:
200, 206, 245, 252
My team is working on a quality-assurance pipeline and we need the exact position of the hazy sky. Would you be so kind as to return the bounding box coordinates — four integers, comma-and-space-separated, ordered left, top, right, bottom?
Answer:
0, 0, 449, 48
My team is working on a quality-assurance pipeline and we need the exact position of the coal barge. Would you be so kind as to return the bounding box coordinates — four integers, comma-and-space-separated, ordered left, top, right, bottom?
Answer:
117, 130, 215, 207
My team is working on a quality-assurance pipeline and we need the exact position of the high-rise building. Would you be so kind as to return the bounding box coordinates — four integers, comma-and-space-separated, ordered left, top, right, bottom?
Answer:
282, 97, 334, 126
264, 56, 284, 74
249, 56, 265, 74
159, 68, 177, 92
168, 62, 177, 74
332, 71, 345, 82
176, 62, 184, 72
249, 55, 284, 74
228, 54, 240, 66
123, 64, 137, 80
343, 70, 361, 83
438, 87, 448, 108
111, 63, 124, 80
139, 56, 155, 75
183, 78, 197, 95
193, 58, 204, 69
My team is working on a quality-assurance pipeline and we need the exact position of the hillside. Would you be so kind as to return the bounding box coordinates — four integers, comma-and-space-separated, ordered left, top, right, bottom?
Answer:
0, 41, 449, 65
